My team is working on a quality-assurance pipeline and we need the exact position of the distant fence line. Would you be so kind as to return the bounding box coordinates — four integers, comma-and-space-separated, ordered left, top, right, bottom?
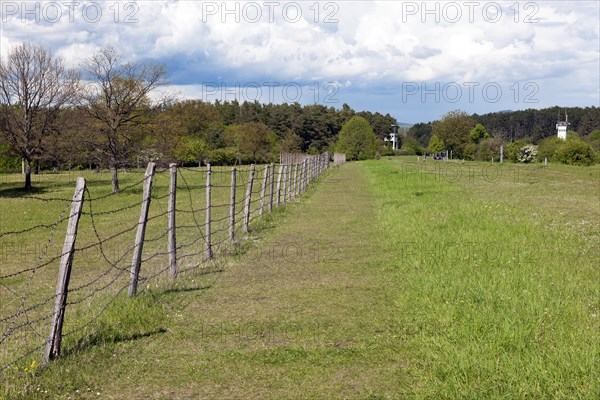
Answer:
280, 152, 313, 165
0, 153, 330, 375
333, 153, 346, 165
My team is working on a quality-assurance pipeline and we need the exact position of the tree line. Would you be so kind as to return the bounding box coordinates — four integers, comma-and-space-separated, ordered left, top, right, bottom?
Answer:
407, 106, 600, 148
403, 108, 600, 165
0, 42, 398, 192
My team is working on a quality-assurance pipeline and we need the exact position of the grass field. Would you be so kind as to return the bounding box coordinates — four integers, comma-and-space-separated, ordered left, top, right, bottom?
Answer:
1, 158, 599, 399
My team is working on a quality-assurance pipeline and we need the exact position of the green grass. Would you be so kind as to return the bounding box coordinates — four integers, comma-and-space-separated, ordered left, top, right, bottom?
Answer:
363, 158, 599, 398
1, 158, 598, 399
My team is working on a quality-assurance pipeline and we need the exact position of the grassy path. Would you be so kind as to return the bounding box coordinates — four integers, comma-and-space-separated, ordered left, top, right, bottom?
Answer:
14, 162, 406, 399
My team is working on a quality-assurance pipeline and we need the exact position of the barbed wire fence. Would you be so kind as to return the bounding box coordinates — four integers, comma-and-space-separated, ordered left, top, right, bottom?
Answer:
0, 152, 331, 379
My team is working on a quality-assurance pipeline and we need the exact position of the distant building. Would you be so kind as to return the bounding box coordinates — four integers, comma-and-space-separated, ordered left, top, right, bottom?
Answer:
556, 113, 569, 140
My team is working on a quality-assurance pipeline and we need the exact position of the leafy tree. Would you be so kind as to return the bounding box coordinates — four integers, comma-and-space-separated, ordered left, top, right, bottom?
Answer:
281, 130, 303, 153
82, 46, 167, 193
0, 42, 80, 189
427, 134, 445, 153
176, 138, 208, 166
470, 123, 489, 144
234, 121, 273, 163
431, 110, 473, 158
336, 116, 377, 160
408, 122, 432, 147
555, 139, 597, 166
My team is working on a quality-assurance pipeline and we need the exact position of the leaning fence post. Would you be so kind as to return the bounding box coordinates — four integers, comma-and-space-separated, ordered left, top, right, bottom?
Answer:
205, 164, 213, 260
229, 167, 236, 241
168, 163, 177, 278
243, 164, 256, 233
275, 164, 283, 206
259, 165, 269, 216
43, 177, 86, 364
268, 163, 275, 212
129, 162, 156, 297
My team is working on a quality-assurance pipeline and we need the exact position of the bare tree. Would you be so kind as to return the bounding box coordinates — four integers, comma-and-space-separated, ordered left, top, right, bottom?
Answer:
81, 46, 167, 193
0, 42, 80, 189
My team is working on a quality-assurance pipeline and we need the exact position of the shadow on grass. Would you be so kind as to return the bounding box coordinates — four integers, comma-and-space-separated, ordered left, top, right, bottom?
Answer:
63, 327, 168, 357
0, 185, 50, 198
161, 284, 212, 296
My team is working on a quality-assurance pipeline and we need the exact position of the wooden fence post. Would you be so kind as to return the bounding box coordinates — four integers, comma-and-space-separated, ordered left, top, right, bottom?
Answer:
281, 164, 288, 204
229, 167, 236, 241
302, 159, 307, 193
129, 162, 156, 297
275, 164, 283, 206
259, 165, 269, 216
268, 163, 275, 212
287, 164, 292, 201
43, 177, 86, 363
168, 163, 177, 278
205, 164, 213, 260
291, 163, 298, 199
243, 164, 255, 233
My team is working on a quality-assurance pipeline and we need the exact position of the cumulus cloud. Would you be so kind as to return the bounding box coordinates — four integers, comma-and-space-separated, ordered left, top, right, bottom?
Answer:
0, 0, 598, 121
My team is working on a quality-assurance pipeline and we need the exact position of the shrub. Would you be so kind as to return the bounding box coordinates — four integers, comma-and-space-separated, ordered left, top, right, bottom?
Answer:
507, 141, 526, 162
207, 147, 237, 166
401, 137, 424, 156
517, 145, 537, 163
476, 138, 502, 161
537, 137, 563, 162
462, 143, 477, 161
589, 130, 600, 141
554, 139, 598, 166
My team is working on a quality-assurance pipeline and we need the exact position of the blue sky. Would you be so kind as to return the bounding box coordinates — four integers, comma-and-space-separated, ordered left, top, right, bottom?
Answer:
1, 0, 598, 123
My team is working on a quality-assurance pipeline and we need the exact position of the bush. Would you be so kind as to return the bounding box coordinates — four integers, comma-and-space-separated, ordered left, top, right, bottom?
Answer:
476, 138, 502, 161
537, 137, 563, 162
462, 143, 477, 161
554, 139, 598, 166
588, 130, 600, 141
207, 147, 237, 166
517, 145, 537, 163
401, 137, 424, 156
507, 141, 526, 162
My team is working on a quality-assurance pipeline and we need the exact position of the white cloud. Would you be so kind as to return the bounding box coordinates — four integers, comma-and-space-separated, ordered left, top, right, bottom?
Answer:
0, 0, 598, 119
